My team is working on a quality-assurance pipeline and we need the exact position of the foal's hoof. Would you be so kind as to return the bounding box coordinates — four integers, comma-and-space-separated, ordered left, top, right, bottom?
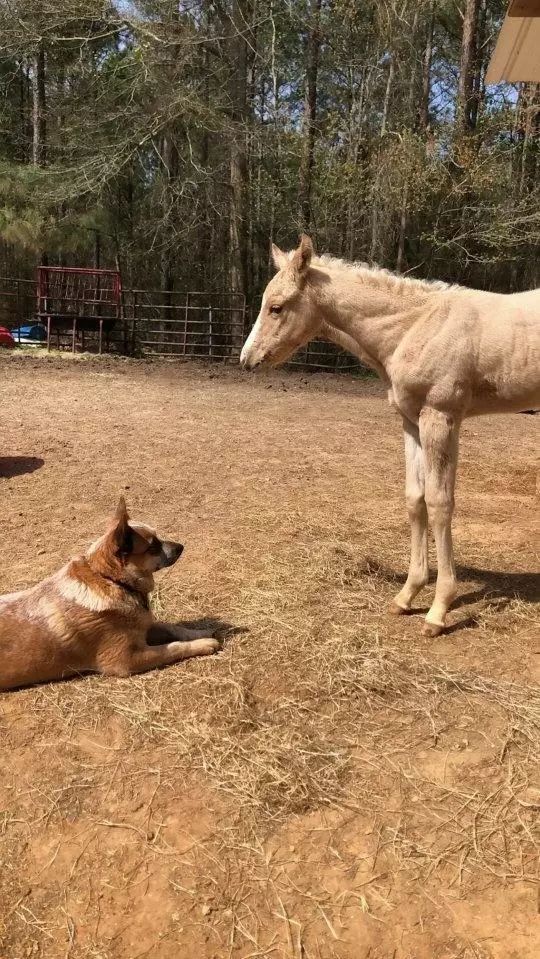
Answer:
389, 602, 410, 616
422, 622, 444, 638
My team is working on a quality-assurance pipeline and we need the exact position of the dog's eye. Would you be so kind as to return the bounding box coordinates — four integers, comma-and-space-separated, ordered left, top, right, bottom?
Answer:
270, 305, 282, 315
148, 537, 161, 554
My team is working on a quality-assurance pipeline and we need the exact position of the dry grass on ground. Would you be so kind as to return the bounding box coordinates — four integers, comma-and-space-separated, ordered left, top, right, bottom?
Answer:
0, 353, 538, 959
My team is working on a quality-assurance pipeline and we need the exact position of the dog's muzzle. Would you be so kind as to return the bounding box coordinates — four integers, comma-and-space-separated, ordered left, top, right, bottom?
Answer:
161, 541, 184, 568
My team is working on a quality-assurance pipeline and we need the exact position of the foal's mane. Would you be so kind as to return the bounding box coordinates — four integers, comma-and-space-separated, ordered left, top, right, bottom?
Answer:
313, 254, 452, 295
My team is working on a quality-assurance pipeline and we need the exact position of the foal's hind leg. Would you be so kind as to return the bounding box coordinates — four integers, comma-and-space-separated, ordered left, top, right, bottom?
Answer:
419, 407, 460, 636
392, 418, 429, 614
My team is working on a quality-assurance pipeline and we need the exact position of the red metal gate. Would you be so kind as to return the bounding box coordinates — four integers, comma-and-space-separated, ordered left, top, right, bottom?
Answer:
37, 266, 122, 353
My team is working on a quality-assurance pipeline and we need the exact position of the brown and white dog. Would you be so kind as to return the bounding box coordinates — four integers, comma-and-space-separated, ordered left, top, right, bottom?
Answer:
0, 497, 219, 691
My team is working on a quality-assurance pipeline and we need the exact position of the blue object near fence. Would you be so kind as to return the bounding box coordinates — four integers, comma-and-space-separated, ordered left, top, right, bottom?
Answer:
10, 323, 47, 344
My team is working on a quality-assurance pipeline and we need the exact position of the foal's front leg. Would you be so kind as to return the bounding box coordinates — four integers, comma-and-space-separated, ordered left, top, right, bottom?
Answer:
419, 407, 460, 636
392, 418, 429, 614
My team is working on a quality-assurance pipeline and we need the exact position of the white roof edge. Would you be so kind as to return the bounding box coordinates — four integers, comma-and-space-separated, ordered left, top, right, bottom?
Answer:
486, 16, 540, 83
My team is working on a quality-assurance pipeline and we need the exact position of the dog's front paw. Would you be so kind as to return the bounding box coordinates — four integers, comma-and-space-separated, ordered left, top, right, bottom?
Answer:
192, 637, 220, 656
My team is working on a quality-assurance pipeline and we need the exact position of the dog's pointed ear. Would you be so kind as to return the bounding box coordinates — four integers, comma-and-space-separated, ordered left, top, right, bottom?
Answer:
114, 495, 129, 524
271, 243, 289, 272
108, 496, 133, 558
290, 234, 313, 279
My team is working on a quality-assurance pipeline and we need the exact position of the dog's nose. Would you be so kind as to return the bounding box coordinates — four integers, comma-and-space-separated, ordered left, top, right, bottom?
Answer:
162, 541, 184, 566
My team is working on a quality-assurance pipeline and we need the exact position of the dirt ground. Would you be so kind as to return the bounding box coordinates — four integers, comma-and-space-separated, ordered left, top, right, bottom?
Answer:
0, 351, 538, 959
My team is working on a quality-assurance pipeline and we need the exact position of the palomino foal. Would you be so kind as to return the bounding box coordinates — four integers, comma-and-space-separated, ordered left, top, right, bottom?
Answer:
240, 236, 539, 635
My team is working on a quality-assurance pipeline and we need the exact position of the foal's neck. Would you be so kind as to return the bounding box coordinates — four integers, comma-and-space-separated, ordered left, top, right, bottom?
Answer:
312, 261, 439, 375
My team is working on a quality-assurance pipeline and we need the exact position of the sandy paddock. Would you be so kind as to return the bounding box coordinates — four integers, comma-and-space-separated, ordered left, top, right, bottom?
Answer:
0, 352, 538, 959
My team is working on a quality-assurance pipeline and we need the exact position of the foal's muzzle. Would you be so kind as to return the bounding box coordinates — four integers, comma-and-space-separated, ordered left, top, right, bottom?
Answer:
240, 354, 262, 371
239, 341, 260, 370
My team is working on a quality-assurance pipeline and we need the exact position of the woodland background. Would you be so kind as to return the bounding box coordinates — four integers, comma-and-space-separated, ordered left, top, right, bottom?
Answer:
1, 0, 539, 303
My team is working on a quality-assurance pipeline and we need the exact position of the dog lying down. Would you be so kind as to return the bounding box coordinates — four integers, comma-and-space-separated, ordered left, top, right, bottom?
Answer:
0, 497, 220, 691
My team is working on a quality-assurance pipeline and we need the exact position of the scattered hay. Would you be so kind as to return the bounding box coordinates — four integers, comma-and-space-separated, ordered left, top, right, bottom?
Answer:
0, 358, 538, 957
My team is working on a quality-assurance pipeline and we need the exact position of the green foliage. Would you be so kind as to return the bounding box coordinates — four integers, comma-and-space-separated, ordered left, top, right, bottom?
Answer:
0, 0, 538, 292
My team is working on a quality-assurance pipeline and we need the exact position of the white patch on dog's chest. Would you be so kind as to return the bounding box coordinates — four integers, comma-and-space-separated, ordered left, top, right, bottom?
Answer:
56, 571, 113, 612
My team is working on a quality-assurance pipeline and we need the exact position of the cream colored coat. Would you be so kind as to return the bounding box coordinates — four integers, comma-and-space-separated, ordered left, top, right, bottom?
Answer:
240, 236, 539, 634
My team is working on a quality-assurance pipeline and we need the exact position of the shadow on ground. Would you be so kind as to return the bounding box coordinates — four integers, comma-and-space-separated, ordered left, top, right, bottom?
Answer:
454, 564, 539, 606
148, 617, 247, 645
0, 456, 44, 479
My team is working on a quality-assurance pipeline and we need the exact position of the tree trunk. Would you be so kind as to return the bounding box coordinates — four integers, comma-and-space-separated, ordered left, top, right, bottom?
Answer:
246, 0, 258, 298
406, 12, 419, 122
227, 0, 252, 350
470, 0, 487, 130
419, 6, 434, 132
298, 0, 322, 233
370, 54, 394, 263
18, 61, 28, 162
270, 0, 278, 117
229, 138, 248, 297
159, 4, 184, 301
32, 43, 46, 167
159, 129, 179, 342
160, 132, 178, 297
32, 43, 47, 266
457, 0, 480, 134
195, 36, 211, 288
380, 54, 394, 138
520, 83, 540, 194
396, 185, 409, 273
228, 0, 250, 301
346, 68, 366, 260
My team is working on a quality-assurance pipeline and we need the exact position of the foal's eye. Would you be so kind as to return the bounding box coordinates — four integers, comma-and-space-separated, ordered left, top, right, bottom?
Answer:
270, 305, 282, 315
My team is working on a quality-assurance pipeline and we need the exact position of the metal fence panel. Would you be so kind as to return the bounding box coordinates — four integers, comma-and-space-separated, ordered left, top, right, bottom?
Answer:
124, 289, 246, 359
0, 277, 365, 374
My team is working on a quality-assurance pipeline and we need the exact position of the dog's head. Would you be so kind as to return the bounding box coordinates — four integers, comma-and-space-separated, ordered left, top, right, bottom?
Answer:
89, 497, 184, 590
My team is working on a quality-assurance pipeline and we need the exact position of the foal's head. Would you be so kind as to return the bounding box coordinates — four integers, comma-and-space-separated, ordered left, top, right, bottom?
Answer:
240, 235, 323, 369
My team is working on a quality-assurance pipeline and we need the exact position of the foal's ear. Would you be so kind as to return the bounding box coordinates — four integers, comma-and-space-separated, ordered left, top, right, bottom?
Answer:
290, 234, 313, 278
271, 243, 289, 272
